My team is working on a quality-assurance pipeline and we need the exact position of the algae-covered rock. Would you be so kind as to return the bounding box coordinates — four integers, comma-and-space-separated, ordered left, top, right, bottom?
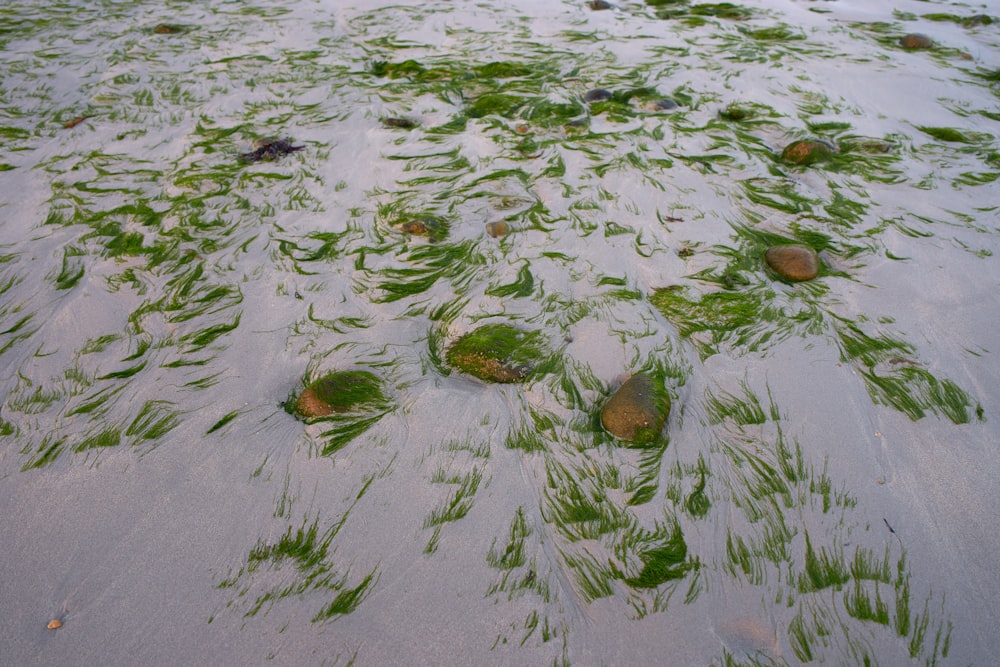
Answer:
780, 139, 836, 165
396, 215, 447, 242
764, 245, 820, 281
446, 324, 547, 383
295, 371, 386, 419
601, 373, 670, 444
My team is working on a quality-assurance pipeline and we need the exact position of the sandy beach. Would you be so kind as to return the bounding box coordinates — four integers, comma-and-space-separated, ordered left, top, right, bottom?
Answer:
1, 0, 998, 664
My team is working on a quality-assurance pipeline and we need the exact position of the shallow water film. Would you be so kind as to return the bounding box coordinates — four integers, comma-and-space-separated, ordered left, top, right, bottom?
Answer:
1, 0, 998, 664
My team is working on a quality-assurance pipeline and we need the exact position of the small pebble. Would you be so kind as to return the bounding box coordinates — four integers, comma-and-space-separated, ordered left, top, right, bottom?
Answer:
646, 98, 678, 111
584, 88, 613, 103
899, 33, 933, 49
485, 221, 510, 238
382, 117, 417, 129
589, 0, 613, 10
47, 619, 62, 630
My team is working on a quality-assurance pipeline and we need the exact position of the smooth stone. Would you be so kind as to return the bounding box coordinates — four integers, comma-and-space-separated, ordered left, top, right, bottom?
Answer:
382, 117, 418, 129
485, 221, 511, 238
601, 374, 669, 444
764, 245, 820, 281
589, 0, 613, 9
899, 33, 934, 49
646, 98, 678, 111
584, 88, 613, 103
780, 139, 835, 165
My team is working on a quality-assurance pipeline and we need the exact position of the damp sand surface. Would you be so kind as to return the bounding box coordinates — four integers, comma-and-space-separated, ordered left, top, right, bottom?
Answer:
1, 0, 999, 664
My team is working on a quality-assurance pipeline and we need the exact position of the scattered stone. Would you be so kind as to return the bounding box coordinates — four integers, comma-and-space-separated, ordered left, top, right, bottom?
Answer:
446, 324, 547, 383
153, 24, 183, 34
646, 98, 678, 111
485, 221, 511, 238
589, 0, 613, 10
719, 103, 755, 121
64, 116, 89, 129
397, 215, 446, 241
47, 619, 62, 630
240, 138, 304, 163
382, 117, 418, 129
584, 88, 613, 103
764, 245, 820, 281
601, 373, 670, 444
295, 371, 385, 419
899, 33, 934, 49
780, 139, 836, 165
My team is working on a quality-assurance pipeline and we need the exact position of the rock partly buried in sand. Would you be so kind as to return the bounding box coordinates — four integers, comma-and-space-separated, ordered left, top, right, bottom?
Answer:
764, 245, 820, 281
584, 88, 613, 103
899, 33, 934, 49
397, 215, 447, 241
382, 117, 418, 129
446, 324, 547, 383
601, 373, 670, 444
240, 137, 305, 163
780, 139, 836, 165
485, 221, 511, 238
47, 619, 62, 630
295, 370, 385, 419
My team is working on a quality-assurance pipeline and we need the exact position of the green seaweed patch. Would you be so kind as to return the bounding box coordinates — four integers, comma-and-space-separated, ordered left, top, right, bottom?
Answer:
293, 371, 387, 420
623, 527, 695, 588
917, 126, 985, 144
467, 93, 527, 119
718, 101, 776, 123
921, 13, 993, 28
690, 2, 751, 19
473, 61, 535, 79
446, 324, 551, 383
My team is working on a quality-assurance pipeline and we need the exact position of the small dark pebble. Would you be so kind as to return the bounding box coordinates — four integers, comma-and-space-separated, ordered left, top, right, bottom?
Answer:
589, 0, 613, 10
584, 88, 613, 103
240, 138, 304, 163
647, 98, 678, 111
383, 117, 418, 129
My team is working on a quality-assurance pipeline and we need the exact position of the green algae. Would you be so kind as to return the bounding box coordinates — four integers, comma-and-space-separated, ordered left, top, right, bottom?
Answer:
446, 324, 550, 383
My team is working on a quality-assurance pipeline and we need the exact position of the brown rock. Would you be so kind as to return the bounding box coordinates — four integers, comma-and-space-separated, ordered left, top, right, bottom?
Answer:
485, 221, 510, 238
601, 374, 669, 444
47, 619, 62, 630
780, 140, 835, 165
294, 371, 385, 419
899, 33, 933, 49
764, 245, 820, 281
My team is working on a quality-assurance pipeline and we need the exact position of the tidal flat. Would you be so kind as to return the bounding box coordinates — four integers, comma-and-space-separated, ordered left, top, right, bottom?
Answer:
1, 0, 998, 665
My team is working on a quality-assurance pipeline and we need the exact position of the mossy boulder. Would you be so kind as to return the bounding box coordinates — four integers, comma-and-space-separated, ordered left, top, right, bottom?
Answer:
295, 371, 386, 419
780, 139, 836, 165
446, 324, 548, 383
601, 373, 670, 444
764, 245, 820, 281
